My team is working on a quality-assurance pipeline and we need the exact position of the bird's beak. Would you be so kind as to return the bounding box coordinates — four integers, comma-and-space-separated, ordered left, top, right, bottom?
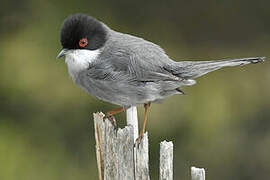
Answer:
56, 49, 68, 59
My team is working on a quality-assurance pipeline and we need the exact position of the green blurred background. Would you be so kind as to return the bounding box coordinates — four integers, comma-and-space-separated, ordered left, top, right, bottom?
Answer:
0, 0, 269, 179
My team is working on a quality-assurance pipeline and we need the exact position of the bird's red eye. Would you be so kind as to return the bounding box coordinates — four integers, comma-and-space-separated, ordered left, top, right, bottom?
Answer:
79, 38, 88, 47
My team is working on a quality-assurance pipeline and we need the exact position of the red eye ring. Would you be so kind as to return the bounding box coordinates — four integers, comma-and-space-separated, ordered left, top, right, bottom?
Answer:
79, 38, 88, 47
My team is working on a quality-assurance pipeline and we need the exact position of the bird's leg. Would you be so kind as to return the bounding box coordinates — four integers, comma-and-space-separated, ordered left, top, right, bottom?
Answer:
137, 102, 150, 142
104, 107, 125, 125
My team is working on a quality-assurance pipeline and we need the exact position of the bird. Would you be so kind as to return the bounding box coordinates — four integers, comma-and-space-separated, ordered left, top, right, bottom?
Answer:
57, 13, 264, 141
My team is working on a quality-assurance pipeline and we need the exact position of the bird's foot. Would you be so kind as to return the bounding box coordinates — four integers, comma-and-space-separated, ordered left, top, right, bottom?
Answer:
135, 133, 144, 143
104, 113, 116, 127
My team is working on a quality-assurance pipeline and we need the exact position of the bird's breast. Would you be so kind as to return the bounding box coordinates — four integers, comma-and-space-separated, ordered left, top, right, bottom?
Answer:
64, 49, 100, 81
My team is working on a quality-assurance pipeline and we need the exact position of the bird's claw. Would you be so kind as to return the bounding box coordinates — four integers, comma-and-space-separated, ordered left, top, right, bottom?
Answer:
104, 114, 116, 127
135, 133, 144, 143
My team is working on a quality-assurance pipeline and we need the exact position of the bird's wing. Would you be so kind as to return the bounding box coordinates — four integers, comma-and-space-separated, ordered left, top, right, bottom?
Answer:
86, 56, 181, 83
87, 31, 185, 83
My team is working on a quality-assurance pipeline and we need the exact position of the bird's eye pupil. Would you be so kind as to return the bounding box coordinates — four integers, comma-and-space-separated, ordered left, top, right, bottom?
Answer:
79, 38, 88, 47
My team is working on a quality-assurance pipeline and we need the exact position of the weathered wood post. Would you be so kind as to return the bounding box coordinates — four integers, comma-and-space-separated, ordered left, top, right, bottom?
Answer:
93, 112, 206, 179
160, 141, 173, 180
191, 167, 205, 180
126, 106, 138, 142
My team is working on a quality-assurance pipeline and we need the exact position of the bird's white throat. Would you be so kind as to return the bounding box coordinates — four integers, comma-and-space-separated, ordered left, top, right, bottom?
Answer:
65, 49, 100, 81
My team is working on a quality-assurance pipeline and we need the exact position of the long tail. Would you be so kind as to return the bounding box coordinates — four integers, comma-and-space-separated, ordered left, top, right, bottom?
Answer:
172, 57, 265, 79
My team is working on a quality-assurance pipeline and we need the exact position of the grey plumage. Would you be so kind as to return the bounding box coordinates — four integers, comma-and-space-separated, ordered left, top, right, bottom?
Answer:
76, 26, 264, 108
170, 57, 263, 78
58, 14, 265, 108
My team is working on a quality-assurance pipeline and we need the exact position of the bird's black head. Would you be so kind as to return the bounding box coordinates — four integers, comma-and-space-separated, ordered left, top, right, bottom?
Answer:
59, 14, 107, 51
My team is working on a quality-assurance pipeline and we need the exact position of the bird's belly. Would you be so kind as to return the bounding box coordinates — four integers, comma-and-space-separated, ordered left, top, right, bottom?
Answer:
76, 76, 170, 107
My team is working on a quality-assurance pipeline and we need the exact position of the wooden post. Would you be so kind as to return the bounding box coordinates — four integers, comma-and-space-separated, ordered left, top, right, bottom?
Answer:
134, 132, 150, 180
94, 112, 148, 180
160, 141, 173, 180
191, 167, 205, 180
94, 112, 105, 180
93, 112, 206, 180
117, 126, 135, 179
126, 106, 138, 143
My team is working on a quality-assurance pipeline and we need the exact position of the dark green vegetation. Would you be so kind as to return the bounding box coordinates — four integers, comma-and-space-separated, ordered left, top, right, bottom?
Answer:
0, 0, 269, 179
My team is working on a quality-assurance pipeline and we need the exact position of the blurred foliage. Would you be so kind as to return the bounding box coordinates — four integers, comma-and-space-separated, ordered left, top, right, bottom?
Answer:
0, 0, 269, 179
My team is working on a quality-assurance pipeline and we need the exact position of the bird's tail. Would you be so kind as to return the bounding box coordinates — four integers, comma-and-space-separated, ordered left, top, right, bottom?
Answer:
171, 57, 265, 79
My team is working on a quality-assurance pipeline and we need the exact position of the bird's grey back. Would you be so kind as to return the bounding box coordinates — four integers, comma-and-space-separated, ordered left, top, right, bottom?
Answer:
99, 26, 176, 77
